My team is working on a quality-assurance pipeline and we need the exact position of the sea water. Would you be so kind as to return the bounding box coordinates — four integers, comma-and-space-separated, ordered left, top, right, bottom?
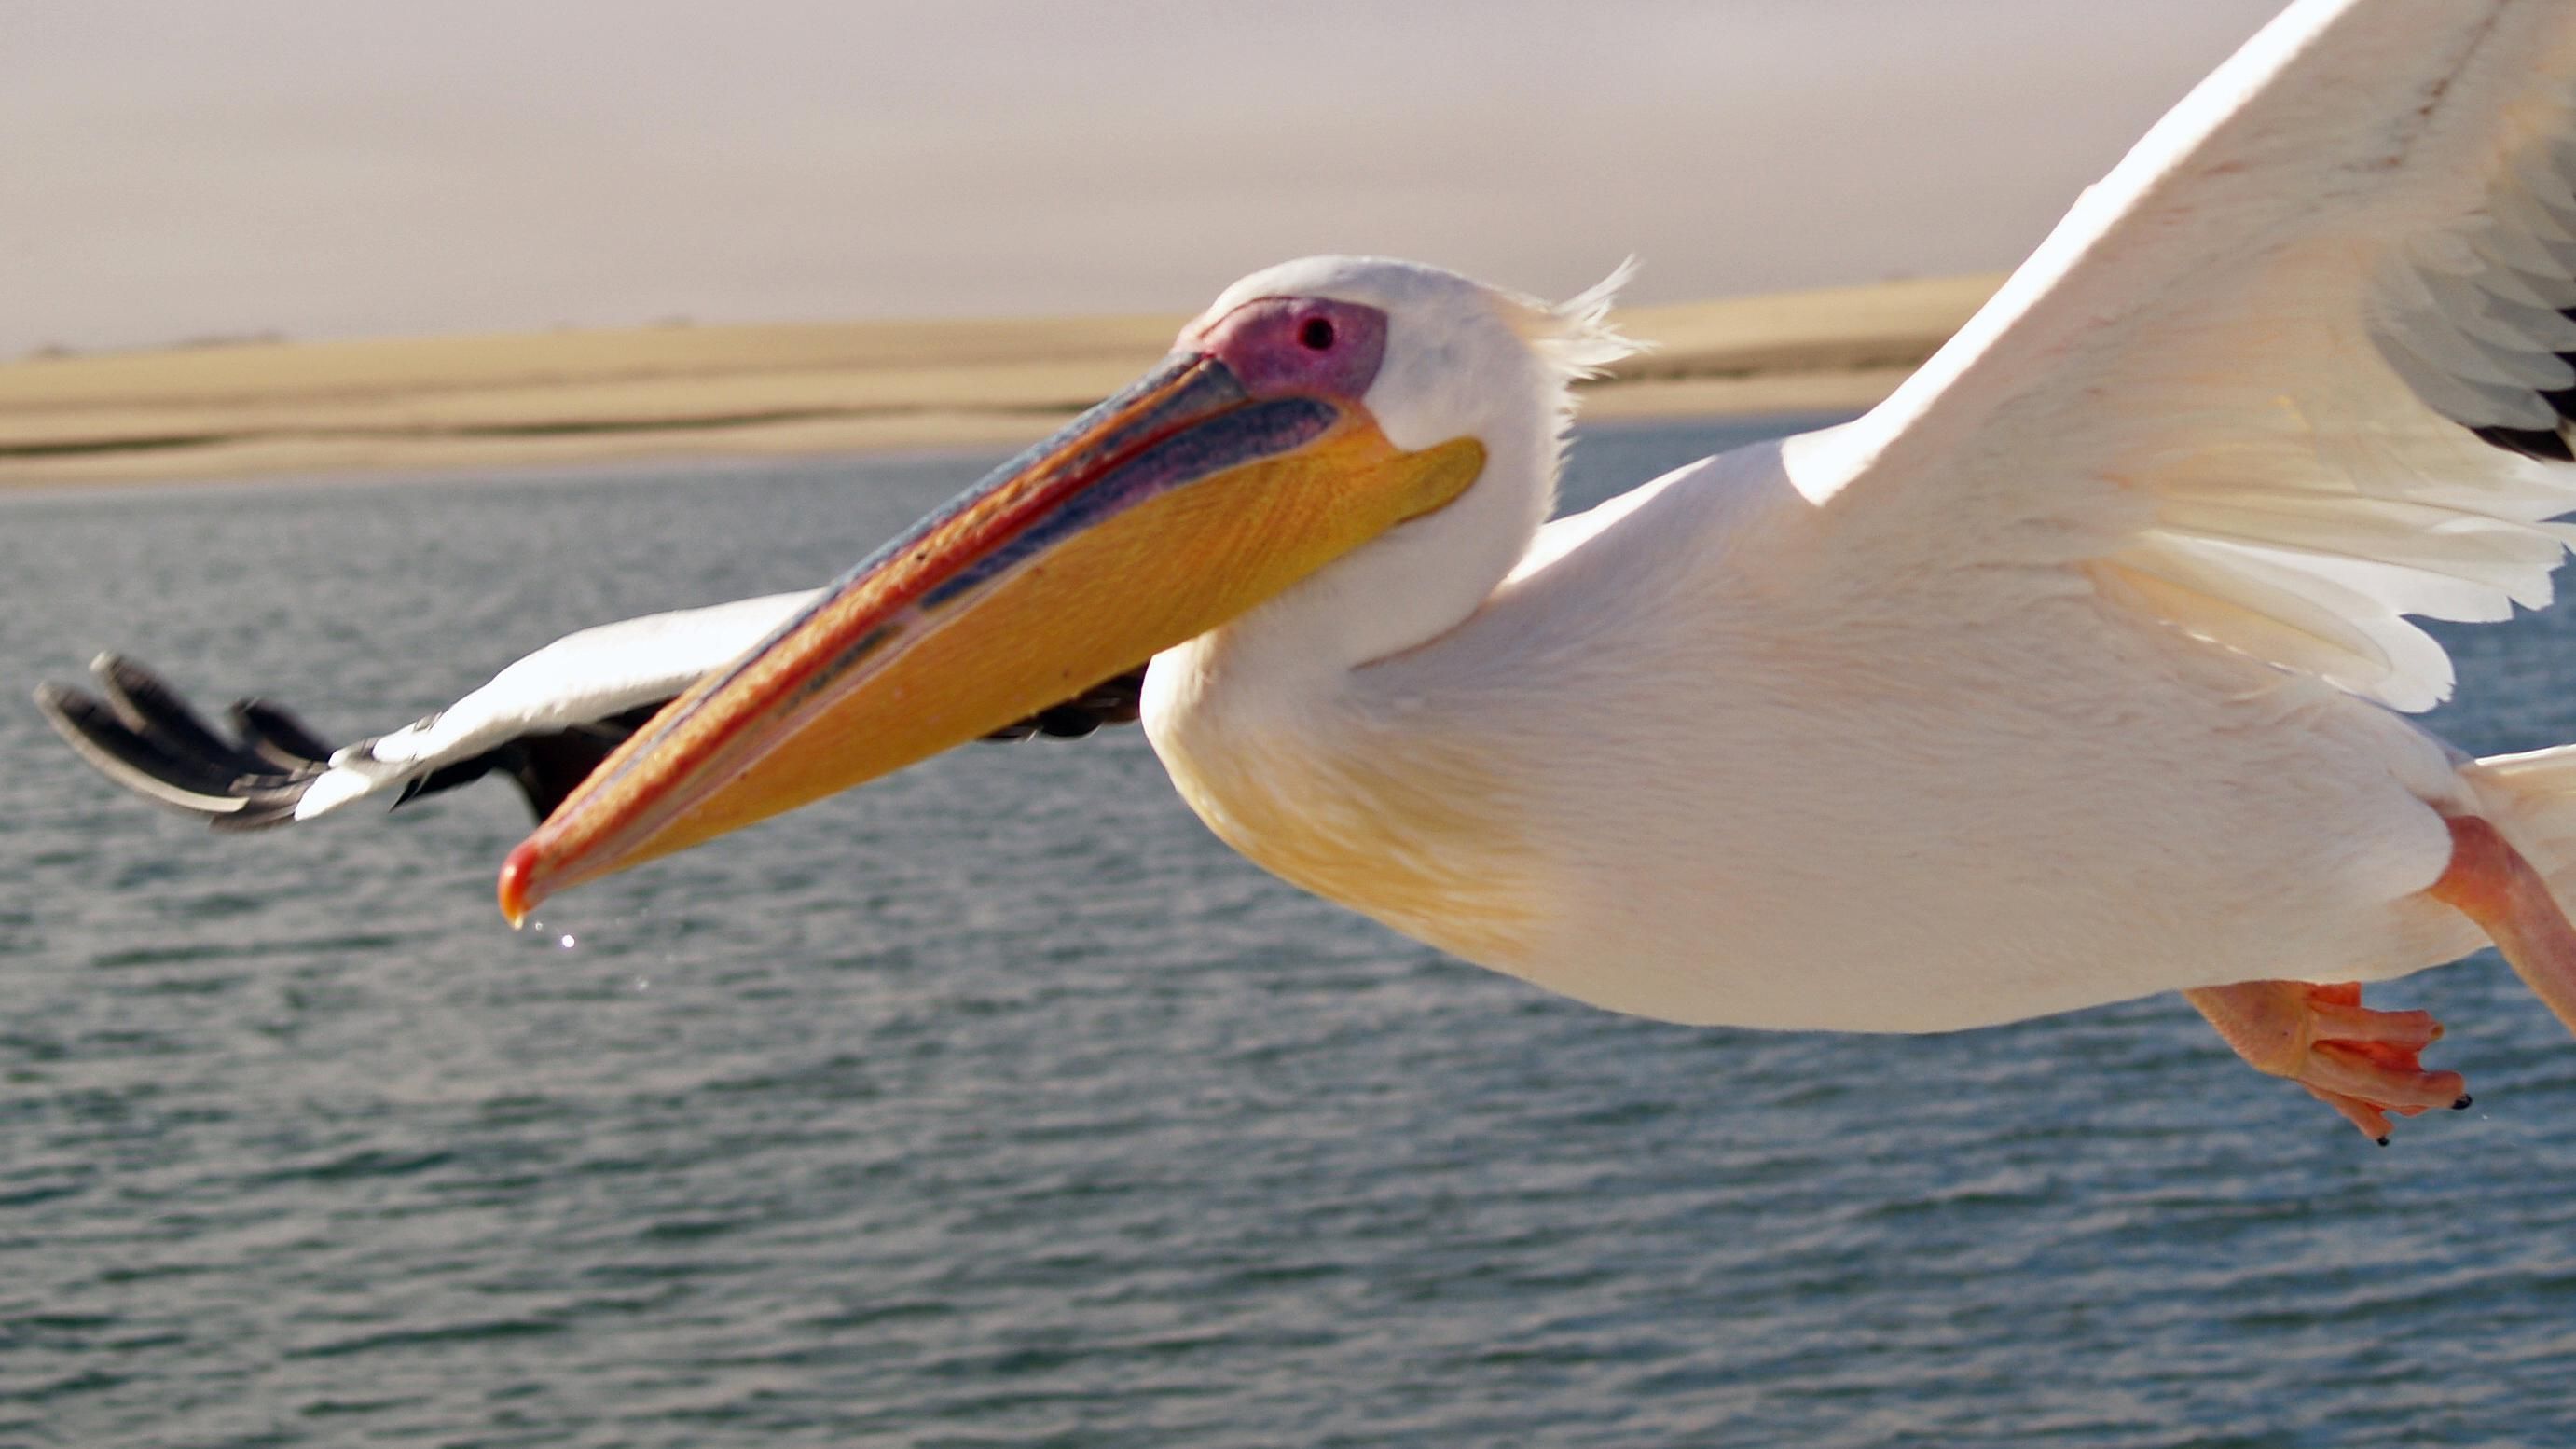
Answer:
3, 418, 2573, 1447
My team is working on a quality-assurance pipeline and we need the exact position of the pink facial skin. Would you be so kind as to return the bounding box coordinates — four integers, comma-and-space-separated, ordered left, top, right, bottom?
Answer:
1182, 297, 1389, 404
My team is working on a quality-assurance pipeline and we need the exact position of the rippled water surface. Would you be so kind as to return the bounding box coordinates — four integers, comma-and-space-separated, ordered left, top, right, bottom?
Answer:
7, 417, 2576, 1448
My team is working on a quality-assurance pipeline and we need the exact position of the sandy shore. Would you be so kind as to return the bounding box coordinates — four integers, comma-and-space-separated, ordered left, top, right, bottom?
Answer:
0, 274, 1999, 489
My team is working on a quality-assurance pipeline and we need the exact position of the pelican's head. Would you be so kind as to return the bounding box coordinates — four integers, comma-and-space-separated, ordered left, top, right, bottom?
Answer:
497, 256, 1634, 922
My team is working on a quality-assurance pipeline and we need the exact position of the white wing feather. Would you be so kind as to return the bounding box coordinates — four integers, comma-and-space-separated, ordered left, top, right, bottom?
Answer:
294, 590, 820, 820
1787, 0, 2576, 711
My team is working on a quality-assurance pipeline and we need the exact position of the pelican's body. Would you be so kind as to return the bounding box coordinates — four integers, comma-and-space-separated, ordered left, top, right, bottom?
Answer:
48, 0, 2576, 1139
1150, 430, 2479, 1030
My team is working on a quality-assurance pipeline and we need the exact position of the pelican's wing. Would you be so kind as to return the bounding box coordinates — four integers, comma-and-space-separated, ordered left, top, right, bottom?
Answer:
38, 590, 1151, 833
1798, 0, 2576, 711
36, 592, 822, 829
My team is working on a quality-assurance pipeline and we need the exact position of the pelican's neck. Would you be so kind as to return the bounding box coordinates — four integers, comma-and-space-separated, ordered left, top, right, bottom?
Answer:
1140, 399, 1563, 966
1191, 400, 1564, 698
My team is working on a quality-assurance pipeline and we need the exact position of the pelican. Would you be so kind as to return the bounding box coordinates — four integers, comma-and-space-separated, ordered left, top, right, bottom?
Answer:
45, 0, 2576, 1142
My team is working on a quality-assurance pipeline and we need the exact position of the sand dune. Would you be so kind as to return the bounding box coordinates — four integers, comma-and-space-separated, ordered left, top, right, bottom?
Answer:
0, 274, 2000, 488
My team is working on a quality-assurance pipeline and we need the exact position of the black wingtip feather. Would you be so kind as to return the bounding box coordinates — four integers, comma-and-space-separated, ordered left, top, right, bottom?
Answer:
230, 698, 336, 767
96, 656, 275, 775
2472, 423, 2576, 462
37, 659, 324, 827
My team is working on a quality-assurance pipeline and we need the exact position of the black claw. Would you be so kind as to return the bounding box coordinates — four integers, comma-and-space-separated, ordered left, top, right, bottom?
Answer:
2453, 1094, 2473, 1111
2376, 1135, 2393, 1148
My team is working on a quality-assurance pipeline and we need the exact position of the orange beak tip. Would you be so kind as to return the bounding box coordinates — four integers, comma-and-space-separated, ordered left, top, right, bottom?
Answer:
498, 841, 541, 929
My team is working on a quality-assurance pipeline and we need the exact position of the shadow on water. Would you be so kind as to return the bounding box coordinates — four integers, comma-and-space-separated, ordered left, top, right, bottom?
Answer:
2, 416, 2574, 1447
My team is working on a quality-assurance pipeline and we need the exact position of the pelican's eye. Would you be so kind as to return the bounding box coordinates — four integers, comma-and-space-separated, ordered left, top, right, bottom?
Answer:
1190, 297, 1388, 402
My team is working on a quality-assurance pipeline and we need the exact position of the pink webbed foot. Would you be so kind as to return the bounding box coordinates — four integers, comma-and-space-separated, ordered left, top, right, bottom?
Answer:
2184, 980, 2470, 1144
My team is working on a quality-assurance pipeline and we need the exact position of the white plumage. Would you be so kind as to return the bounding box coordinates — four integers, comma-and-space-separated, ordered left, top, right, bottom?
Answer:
294, 591, 819, 820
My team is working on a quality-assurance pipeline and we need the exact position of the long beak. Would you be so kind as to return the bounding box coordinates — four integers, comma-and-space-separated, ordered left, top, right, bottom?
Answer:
498, 353, 1484, 923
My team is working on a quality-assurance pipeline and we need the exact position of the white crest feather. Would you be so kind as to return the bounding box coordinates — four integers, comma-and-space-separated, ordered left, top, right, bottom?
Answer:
1498, 257, 1646, 380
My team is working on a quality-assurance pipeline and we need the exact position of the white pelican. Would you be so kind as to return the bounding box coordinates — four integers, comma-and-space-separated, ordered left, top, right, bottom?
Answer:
44, 0, 2576, 1142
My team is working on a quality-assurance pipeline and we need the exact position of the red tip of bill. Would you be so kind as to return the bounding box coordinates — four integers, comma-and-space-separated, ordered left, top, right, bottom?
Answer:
498, 840, 542, 928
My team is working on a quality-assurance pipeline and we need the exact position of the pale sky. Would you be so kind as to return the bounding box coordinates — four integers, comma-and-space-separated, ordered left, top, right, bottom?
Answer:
1, 1, 2288, 358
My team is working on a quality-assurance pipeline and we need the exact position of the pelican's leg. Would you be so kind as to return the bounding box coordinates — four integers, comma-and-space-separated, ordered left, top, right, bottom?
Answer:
2429, 815, 2576, 1039
2184, 981, 2466, 1144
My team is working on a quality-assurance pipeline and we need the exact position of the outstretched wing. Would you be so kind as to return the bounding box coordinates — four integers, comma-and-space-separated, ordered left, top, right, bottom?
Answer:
1792, 0, 2576, 711
38, 591, 1148, 831
37, 653, 670, 830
